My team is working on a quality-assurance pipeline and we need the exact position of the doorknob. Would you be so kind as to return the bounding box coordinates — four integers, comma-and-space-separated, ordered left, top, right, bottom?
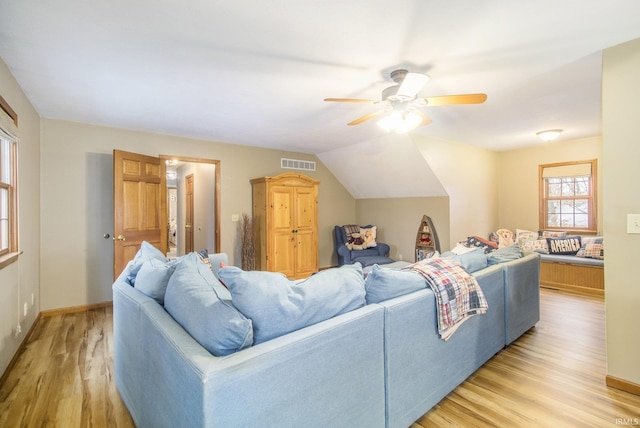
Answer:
116, 235, 126, 241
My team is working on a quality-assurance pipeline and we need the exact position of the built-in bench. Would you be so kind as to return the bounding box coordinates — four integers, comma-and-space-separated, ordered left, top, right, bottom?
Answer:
539, 253, 604, 295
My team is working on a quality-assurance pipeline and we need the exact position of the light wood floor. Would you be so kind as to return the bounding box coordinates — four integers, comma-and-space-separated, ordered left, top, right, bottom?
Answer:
1, 288, 639, 427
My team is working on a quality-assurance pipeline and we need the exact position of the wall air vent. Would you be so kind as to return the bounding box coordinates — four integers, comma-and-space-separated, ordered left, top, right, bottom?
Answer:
281, 158, 316, 171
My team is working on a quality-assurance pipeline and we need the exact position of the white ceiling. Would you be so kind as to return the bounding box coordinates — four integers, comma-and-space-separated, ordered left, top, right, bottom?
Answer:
1, 1, 640, 197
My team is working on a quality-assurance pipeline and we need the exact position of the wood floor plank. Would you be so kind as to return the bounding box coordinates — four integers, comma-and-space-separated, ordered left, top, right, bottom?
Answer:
0, 289, 638, 427
416, 289, 640, 427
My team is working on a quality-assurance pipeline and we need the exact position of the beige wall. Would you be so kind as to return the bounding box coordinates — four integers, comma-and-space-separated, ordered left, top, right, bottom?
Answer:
356, 197, 450, 262
0, 59, 41, 376
414, 135, 499, 247
39, 119, 355, 310
497, 136, 603, 233
602, 38, 640, 386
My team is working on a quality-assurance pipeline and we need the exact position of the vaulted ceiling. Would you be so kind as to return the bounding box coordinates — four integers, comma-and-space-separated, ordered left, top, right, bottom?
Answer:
1, 1, 640, 197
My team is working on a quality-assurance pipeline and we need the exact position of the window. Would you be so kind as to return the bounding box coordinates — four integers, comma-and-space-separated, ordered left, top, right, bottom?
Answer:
539, 160, 597, 233
0, 94, 18, 265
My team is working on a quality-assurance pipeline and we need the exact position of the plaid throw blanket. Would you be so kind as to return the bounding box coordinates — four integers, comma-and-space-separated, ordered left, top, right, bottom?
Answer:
403, 258, 488, 340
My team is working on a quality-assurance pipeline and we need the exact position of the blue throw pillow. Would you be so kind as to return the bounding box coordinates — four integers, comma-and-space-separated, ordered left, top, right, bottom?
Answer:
219, 263, 366, 344
164, 253, 253, 356
134, 258, 178, 305
208, 252, 229, 279
364, 264, 426, 304
127, 241, 167, 284
486, 244, 525, 265
448, 247, 488, 273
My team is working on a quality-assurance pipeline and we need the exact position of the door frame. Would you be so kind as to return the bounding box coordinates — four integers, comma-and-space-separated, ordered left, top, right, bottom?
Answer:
160, 155, 221, 254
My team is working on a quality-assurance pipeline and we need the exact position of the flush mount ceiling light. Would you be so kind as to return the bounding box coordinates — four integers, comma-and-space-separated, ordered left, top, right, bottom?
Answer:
536, 129, 563, 141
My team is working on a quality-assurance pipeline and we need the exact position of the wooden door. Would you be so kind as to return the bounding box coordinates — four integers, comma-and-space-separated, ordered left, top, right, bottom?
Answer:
293, 186, 317, 278
113, 150, 167, 279
269, 185, 295, 277
185, 173, 194, 253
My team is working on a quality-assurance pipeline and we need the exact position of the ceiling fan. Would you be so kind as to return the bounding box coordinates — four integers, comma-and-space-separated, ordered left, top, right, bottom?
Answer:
324, 69, 487, 133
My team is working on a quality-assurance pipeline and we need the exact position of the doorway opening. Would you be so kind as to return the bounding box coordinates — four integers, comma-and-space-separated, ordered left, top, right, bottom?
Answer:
162, 155, 220, 258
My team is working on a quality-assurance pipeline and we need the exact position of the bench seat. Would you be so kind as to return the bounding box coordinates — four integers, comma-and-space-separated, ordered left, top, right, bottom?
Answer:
539, 253, 603, 295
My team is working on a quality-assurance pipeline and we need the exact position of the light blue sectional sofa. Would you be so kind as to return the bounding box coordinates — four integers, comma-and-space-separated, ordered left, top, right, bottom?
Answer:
112, 248, 540, 428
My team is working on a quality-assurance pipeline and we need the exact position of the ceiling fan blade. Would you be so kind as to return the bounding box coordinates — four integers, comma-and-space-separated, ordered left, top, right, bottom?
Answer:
347, 110, 386, 126
324, 98, 378, 104
397, 72, 430, 99
423, 93, 487, 106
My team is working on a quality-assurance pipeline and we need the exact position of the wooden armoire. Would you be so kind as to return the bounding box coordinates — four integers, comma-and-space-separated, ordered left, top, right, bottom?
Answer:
251, 173, 319, 279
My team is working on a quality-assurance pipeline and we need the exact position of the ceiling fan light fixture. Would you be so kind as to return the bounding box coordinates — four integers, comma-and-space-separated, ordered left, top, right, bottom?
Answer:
377, 109, 422, 133
536, 129, 563, 141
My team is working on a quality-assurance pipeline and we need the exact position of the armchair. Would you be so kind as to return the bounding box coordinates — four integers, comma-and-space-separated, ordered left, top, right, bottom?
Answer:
334, 225, 394, 267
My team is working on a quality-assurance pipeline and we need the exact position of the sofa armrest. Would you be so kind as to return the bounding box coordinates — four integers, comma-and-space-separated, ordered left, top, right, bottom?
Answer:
337, 244, 352, 265
376, 243, 390, 257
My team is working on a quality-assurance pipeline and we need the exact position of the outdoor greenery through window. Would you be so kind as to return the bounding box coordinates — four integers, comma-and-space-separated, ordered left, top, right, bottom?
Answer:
539, 160, 597, 233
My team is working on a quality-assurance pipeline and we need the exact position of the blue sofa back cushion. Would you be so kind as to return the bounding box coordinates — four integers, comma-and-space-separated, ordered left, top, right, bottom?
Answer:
134, 258, 178, 305
127, 241, 167, 285
442, 247, 488, 273
208, 252, 229, 279
364, 264, 426, 304
164, 252, 253, 356
219, 263, 366, 344
486, 244, 524, 265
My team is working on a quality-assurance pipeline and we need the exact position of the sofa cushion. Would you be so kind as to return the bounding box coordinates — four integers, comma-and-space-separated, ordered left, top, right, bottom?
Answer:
164, 252, 253, 356
447, 247, 488, 273
134, 258, 178, 305
352, 254, 395, 267
487, 244, 524, 265
364, 264, 426, 304
208, 252, 230, 278
546, 236, 582, 255
219, 263, 366, 344
575, 236, 604, 260
540, 253, 604, 267
127, 241, 167, 285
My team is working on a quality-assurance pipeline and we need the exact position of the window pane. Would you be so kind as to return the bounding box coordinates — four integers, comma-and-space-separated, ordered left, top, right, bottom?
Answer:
547, 180, 561, 197
547, 199, 560, 227
575, 199, 589, 214
0, 140, 10, 184
561, 178, 575, 196
575, 214, 588, 228
560, 200, 575, 213
560, 214, 575, 228
0, 187, 7, 251
575, 177, 589, 196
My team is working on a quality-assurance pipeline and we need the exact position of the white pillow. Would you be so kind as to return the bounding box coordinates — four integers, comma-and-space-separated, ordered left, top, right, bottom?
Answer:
450, 243, 477, 255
